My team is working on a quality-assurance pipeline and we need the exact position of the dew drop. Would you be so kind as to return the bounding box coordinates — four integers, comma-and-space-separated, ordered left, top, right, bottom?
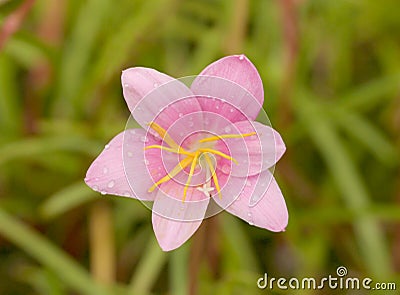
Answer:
104, 144, 110, 150
92, 185, 99, 191
178, 113, 183, 118
127, 152, 133, 157
107, 180, 115, 188
153, 82, 159, 87
224, 126, 231, 133
230, 108, 234, 113
247, 212, 254, 225
221, 165, 230, 174
124, 83, 130, 88
101, 191, 107, 195
216, 105, 220, 109
238, 55, 244, 60
103, 167, 108, 174
123, 191, 131, 197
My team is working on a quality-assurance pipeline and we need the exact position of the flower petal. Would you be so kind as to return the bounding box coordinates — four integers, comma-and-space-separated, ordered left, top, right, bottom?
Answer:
191, 55, 264, 122
152, 180, 209, 251
216, 121, 286, 177
85, 129, 163, 200
215, 170, 288, 232
152, 214, 202, 251
122, 67, 202, 138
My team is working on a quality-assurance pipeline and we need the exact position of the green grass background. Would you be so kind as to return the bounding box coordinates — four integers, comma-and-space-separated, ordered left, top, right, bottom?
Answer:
0, 0, 399, 294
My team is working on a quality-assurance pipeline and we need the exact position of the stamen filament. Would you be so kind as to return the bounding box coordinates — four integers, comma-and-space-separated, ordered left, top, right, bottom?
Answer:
182, 151, 200, 202
204, 154, 222, 199
148, 156, 193, 192
199, 132, 256, 143
199, 148, 238, 165
144, 145, 194, 157
148, 122, 181, 150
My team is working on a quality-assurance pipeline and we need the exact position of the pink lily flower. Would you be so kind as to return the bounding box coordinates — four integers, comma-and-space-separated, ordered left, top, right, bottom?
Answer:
85, 55, 288, 251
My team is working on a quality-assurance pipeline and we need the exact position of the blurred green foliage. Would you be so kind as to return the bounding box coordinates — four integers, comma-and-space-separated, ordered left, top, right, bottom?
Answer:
0, 0, 399, 294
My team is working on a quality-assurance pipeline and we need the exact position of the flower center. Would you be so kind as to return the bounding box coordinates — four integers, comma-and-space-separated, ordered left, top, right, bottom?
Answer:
144, 122, 255, 201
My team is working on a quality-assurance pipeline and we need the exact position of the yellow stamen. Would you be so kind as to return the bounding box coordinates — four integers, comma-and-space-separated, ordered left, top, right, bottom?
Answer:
204, 154, 222, 199
182, 151, 200, 202
198, 148, 238, 165
144, 123, 253, 202
199, 132, 257, 143
148, 122, 181, 150
148, 156, 193, 192
144, 145, 194, 157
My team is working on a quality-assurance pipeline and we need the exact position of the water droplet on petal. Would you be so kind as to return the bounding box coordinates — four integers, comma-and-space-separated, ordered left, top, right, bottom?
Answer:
230, 108, 234, 113
107, 180, 115, 188
127, 152, 133, 157
104, 144, 110, 150
103, 167, 108, 174
249, 220, 254, 226
124, 83, 130, 88
101, 191, 107, 195
153, 82, 159, 87
92, 185, 98, 191
224, 126, 231, 133
238, 55, 244, 60
221, 165, 230, 174
123, 191, 131, 197
178, 113, 183, 118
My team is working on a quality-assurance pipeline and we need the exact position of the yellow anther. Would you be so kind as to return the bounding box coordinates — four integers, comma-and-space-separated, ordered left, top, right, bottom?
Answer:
144, 145, 194, 157
199, 132, 257, 143
199, 148, 238, 165
148, 122, 181, 150
148, 156, 193, 192
144, 125, 253, 202
204, 154, 222, 199
182, 151, 200, 202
